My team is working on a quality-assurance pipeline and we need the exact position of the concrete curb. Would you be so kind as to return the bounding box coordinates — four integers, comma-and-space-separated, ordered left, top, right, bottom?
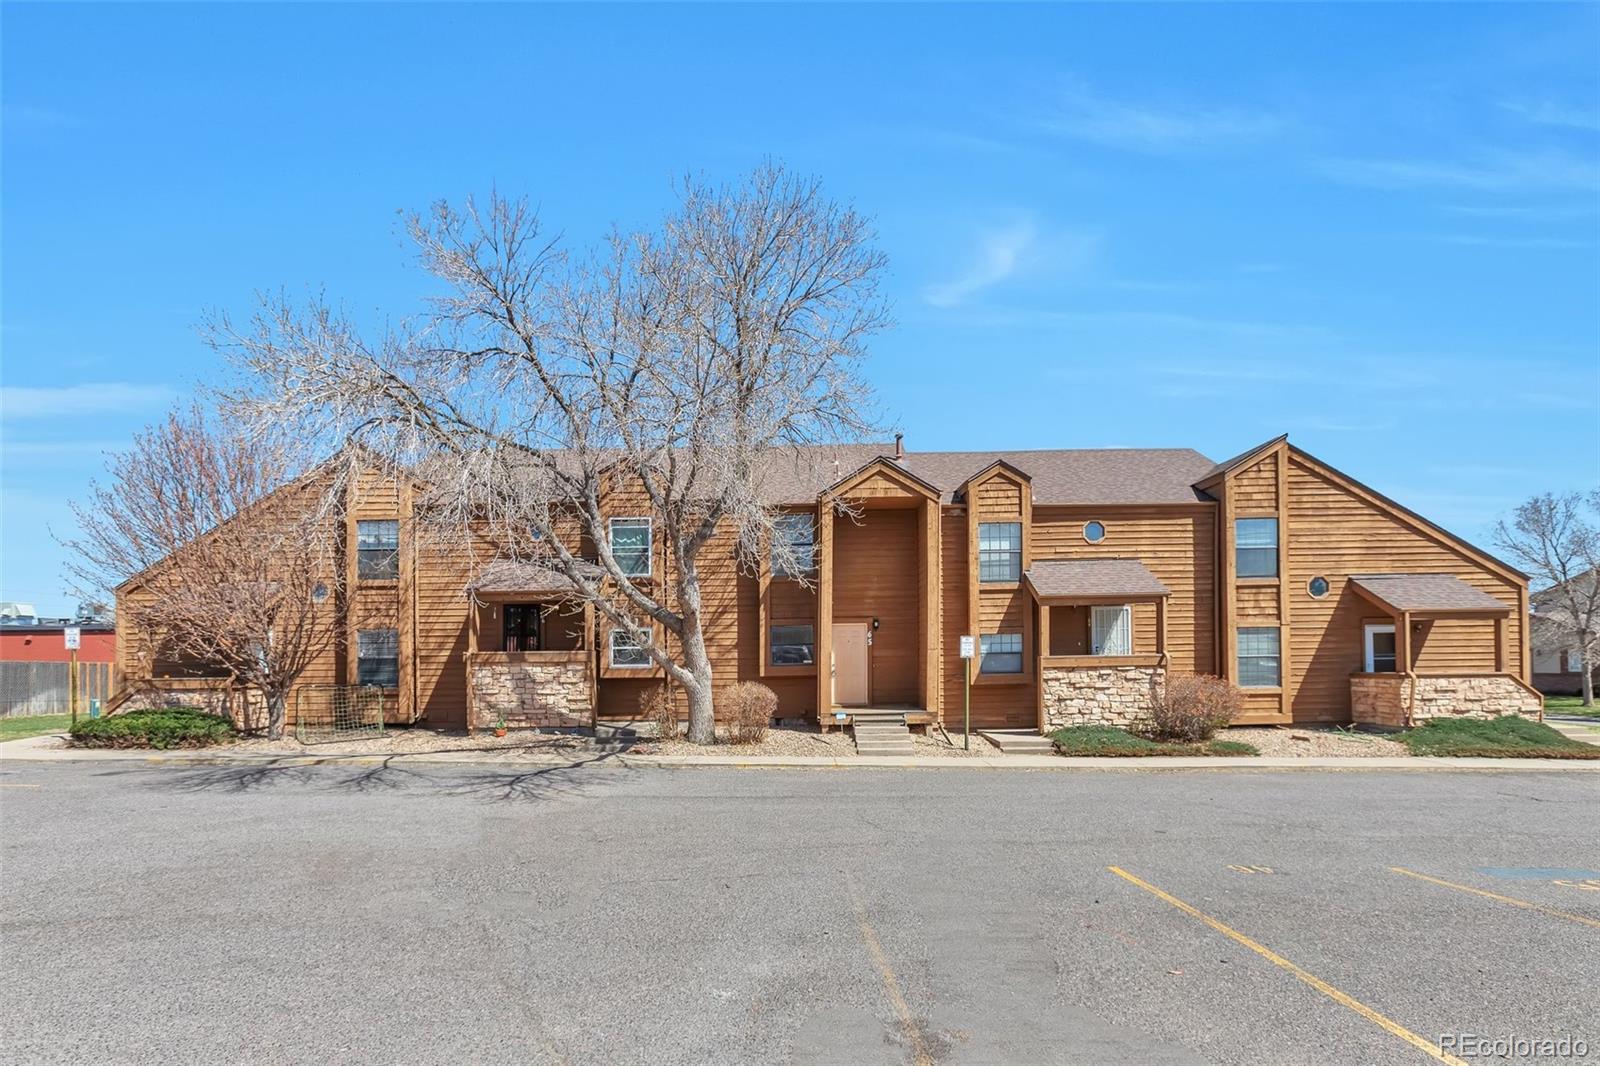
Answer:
2, 733, 1598, 772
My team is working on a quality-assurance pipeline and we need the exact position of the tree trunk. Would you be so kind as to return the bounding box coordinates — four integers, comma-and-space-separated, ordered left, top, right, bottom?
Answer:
1583, 648, 1595, 708
680, 623, 716, 744
265, 688, 289, 740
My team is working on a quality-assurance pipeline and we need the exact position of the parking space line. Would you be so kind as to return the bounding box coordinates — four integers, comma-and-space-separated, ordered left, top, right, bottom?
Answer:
847, 879, 935, 1066
1389, 867, 1600, 930
1107, 866, 1466, 1066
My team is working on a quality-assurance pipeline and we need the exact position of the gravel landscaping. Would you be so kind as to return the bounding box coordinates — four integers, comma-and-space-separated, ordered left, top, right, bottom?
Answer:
643, 724, 997, 757
1225, 726, 1409, 758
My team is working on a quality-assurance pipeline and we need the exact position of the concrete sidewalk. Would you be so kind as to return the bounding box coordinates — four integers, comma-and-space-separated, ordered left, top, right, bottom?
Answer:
2, 732, 1597, 772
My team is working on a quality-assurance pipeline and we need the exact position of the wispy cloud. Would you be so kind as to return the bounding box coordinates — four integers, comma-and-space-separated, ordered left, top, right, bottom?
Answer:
923, 221, 1038, 308
1, 103, 83, 128
0, 382, 173, 419
923, 220, 1100, 308
1035, 82, 1284, 154
1439, 202, 1597, 221
0, 440, 126, 459
1323, 149, 1600, 193
1500, 99, 1600, 133
1433, 233, 1593, 250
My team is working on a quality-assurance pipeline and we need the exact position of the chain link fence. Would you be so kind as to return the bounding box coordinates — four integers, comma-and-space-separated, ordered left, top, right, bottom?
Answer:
0, 661, 113, 718
294, 685, 387, 743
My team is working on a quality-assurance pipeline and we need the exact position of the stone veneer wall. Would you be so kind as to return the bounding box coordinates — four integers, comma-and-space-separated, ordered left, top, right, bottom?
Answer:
1042, 663, 1165, 731
1351, 673, 1541, 729
470, 658, 592, 730
117, 683, 267, 731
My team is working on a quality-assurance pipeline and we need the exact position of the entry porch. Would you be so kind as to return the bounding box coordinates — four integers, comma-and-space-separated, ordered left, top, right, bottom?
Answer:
1344, 573, 1541, 728
464, 560, 598, 733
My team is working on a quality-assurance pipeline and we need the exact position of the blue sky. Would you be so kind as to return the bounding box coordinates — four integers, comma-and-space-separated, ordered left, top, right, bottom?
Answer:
3, 3, 1597, 615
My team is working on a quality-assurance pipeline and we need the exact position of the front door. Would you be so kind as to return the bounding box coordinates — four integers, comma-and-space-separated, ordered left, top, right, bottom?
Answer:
833, 622, 871, 706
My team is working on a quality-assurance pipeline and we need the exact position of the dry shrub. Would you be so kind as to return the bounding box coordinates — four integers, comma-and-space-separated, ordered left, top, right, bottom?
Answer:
640, 684, 678, 741
1146, 674, 1242, 742
722, 682, 777, 745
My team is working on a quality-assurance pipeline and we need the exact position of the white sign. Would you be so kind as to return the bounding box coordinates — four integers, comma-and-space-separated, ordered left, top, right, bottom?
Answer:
64, 627, 82, 651
959, 635, 976, 659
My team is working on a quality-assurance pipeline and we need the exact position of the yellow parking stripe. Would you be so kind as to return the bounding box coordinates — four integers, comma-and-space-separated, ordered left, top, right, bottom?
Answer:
1107, 866, 1466, 1066
847, 878, 935, 1066
1389, 867, 1600, 930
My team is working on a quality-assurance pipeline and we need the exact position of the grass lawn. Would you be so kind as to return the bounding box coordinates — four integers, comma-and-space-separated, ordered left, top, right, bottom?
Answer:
1050, 725, 1258, 757
1543, 695, 1600, 720
1400, 715, 1600, 759
0, 714, 73, 742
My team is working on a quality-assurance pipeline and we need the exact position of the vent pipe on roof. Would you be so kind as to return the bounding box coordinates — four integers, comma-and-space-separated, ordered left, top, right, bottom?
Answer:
893, 433, 904, 460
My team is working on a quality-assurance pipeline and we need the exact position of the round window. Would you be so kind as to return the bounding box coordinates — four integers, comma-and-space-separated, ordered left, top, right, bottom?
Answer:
312, 582, 330, 603
1308, 576, 1330, 599
1083, 521, 1106, 544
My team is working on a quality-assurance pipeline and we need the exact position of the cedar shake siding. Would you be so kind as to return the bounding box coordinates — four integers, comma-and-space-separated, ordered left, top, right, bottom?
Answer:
113, 437, 1535, 732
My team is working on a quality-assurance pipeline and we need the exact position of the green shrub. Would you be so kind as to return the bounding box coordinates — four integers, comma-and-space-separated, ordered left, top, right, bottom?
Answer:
70, 708, 236, 750
1400, 715, 1600, 760
1146, 674, 1243, 742
1051, 725, 1258, 757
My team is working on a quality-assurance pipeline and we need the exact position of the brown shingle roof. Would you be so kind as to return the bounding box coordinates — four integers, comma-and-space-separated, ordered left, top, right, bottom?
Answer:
1024, 558, 1170, 600
898, 448, 1217, 505
1348, 574, 1511, 614
467, 558, 599, 596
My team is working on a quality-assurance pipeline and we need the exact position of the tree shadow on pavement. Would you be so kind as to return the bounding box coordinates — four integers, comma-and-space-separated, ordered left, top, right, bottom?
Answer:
95, 748, 628, 804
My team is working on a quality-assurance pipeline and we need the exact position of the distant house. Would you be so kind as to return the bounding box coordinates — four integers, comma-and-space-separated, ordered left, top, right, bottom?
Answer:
1531, 569, 1598, 696
109, 434, 1543, 733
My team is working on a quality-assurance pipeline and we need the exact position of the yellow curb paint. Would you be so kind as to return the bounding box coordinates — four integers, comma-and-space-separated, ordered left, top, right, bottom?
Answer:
1107, 866, 1467, 1066
847, 879, 935, 1066
1389, 867, 1600, 930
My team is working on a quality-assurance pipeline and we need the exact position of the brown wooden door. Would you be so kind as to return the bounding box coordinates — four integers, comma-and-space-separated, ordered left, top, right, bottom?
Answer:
833, 622, 871, 707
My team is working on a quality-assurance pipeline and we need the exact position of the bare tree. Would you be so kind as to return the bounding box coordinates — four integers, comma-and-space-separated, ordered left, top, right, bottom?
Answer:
1494, 491, 1600, 707
214, 163, 889, 743
62, 406, 346, 738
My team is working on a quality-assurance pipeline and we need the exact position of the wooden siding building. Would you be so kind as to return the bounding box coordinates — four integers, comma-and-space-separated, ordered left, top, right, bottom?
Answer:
113, 435, 1541, 732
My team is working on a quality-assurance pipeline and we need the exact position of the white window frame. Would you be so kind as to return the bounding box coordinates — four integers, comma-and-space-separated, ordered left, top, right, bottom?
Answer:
1235, 517, 1279, 579
608, 517, 653, 578
609, 628, 651, 669
1364, 623, 1397, 673
1090, 605, 1133, 656
977, 522, 1023, 583
771, 514, 816, 579
1566, 649, 1584, 673
979, 632, 1024, 674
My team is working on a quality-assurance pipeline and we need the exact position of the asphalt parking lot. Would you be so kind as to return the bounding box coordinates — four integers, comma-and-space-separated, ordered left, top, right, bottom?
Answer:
2, 760, 1596, 1065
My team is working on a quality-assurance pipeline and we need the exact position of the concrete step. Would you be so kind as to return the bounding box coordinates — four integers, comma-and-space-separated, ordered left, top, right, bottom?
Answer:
852, 716, 915, 756
977, 729, 1054, 753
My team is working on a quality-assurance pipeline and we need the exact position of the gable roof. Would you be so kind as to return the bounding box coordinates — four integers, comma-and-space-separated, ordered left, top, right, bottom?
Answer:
898, 448, 1216, 506
1192, 434, 1287, 488
1348, 573, 1512, 615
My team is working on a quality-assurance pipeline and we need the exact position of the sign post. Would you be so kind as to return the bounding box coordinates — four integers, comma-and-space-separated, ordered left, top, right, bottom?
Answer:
64, 627, 82, 725
958, 635, 976, 751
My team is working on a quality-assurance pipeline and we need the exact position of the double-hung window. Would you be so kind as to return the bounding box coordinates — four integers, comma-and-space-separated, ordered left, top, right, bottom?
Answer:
609, 518, 652, 578
771, 515, 816, 578
357, 520, 400, 580
978, 522, 1022, 583
1237, 627, 1281, 687
357, 628, 400, 687
1235, 518, 1279, 578
770, 624, 815, 666
1090, 605, 1132, 656
979, 632, 1023, 674
609, 628, 651, 668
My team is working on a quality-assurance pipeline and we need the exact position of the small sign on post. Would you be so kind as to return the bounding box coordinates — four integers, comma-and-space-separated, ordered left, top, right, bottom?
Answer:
958, 635, 976, 750
64, 627, 82, 725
